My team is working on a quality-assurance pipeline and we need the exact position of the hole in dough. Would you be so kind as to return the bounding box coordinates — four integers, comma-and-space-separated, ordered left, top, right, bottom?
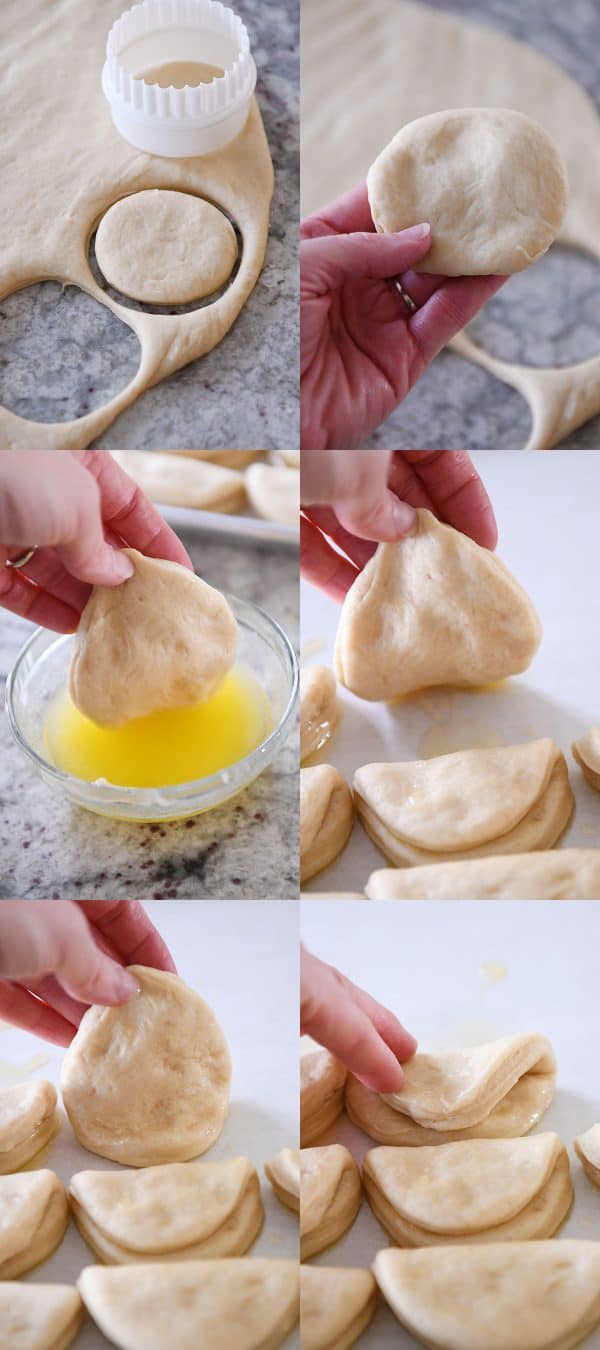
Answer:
367, 349, 532, 450
467, 244, 600, 368
0, 281, 141, 423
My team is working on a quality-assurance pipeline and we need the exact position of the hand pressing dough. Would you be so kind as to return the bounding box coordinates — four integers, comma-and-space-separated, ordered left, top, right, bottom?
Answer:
95, 191, 238, 304
78, 1259, 300, 1350
301, 1145, 362, 1260
367, 108, 567, 275
264, 1148, 300, 1213
300, 1265, 377, 1350
301, 1050, 347, 1146
574, 1125, 600, 1188
69, 549, 237, 727
301, 765, 354, 882
374, 1242, 600, 1350
69, 1157, 263, 1264
353, 740, 573, 867
335, 511, 541, 702
61, 966, 231, 1166
363, 1135, 572, 1247
572, 729, 600, 791
111, 450, 246, 513
366, 849, 600, 900
300, 666, 339, 763
0, 1170, 68, 1279
245, 463, 300, 527
0, 1283, 83, 1350
0, 1080, 59, 1173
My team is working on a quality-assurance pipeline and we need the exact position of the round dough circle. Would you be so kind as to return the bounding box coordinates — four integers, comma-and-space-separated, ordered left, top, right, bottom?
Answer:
60, 966, 231, 1166
367, 107, 568, 275
95, 189, 238, 303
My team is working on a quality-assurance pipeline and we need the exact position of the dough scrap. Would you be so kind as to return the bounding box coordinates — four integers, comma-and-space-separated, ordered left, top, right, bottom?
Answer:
111, 451, 246, 513
367, 108, 567, 275
60, 965, 231, 1166
264, 1148, 300, 1214
0, 1080, 59, 1173
574, 1125, 600, 1189
572, 729, 600, 792
301, 765, 354, 882
300, 666, 339, 763
334, 510, 541, 702
301, 1050, 347, 1146
0, 1169, 68, 1280
245, 463, 300, 527
78, 1259, 300, 1350
300, 1145, 362, 1260
0, 1283, 83, 1350
69, 548, 237, 727
95, 190, 237, 304
374, 1242, 600, 1350
365, 850, 600, 900
300, 1265, 377, 1350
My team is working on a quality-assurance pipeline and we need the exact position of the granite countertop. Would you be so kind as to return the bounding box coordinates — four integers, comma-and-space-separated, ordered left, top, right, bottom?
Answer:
366, 0, 600, 451
0, 527, 299, 901
0, 0, 298, 452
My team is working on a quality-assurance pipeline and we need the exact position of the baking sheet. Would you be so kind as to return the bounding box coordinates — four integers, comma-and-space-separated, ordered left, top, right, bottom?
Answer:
159, 502, 298, 550
300, 899, 600, 1347
13, 901, 298, 1347
301, 450, 600, 894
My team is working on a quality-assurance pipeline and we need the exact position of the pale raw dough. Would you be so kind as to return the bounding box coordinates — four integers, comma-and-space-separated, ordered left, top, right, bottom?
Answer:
574, 1125, 600, 1188
363, 1134, 572, 1246
60, 965, 231, 1166
165, 451, 264, 468
301, 1050, 347, 1146
69, 1158, 263, 1264
78, 1259, 300, 1350
0, 1283, 83, 1350
69, 548, 237, 726
300, 1145, 362, 1260
365, 849, 600, 900
280, 450, 300, 467
300, 765, 354, 882
300, 665, 339, 763
0, 0, 273, 449
111, 450, 246, 513
335, 510, 541, 702
368, 108, 567, 275
95, 190, 238, 304
374, 1242, 600, 1350
353, 740, 572, 866
0, 1080, 59, 1174
245, 464, 300, 527
0, 1170, 68, 1280
300, 1265, 377, 1350
264, 1148, 300, 1214
572, 729, 600, 791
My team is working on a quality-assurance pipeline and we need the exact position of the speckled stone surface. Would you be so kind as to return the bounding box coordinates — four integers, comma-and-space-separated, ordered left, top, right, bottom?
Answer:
0, 528, 299, 900
0, 0, 299, 451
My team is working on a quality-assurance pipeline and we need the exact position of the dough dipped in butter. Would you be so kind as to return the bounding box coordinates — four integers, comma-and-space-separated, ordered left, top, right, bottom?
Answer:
111, 451, 246, 513
69, 549, 237, 726
574, 1125, 600, 1188
301, 1145, 362, 1260
301, 1050, 347, 1146
301, 765, 354, 882
0, 1080, 59, 1174
365, 849, 600, 900
0, 1170, 68, 1279
0, 1283, 83, 1350
335, 510, 541, 702
264, 1148, 300, 1213
300, 666, 339, 763
572, 728, 600, 791
300, 1265, 377, 1350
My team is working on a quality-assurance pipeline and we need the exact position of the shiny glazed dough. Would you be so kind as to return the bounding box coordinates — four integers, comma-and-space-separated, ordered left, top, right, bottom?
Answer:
300, 666, 339, 763
300, 765, 354, 882
0, 1080, 59, 1173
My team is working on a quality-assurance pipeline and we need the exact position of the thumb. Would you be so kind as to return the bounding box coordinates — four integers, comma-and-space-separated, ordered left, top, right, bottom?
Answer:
335, 491, 416, 543
0, 902, 140, 1006
302, 224, 431, 292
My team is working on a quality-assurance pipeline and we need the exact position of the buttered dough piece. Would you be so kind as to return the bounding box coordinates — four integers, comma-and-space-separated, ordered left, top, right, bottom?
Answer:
79, 1260, 299, 1350
0, 1170, 68, 1280
300, 1265, 377, 1350
574, 1125, 600, 1188
572, 729, 600, 791
374, 1242, 600, 1350
300, 666, 339, 763
264, 1148, 300, 1213
69, 548, 237, 727
61, 966, 231, 1166
0, 1283, 83, 1350
335, 510, 541, 702
301, 1050, 347, 1146
366, 849, 600, 900
364, 1135, 572, 1247
367, 107, 567, 275
95, 190, 238, 304
111, 451, 246, 514
354, 740, 573, 867
69, 1157, 263, 1264
301, 1145, 362, 1260
301, 765, 354, 882
245, 463, 300, 526
0, 1080, 59, 1174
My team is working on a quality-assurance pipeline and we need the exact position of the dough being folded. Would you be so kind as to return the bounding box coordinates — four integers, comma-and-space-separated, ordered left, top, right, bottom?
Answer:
365, 849, 600, 900
572, 729, 600, 791
111, 451, 246, 514
300, 1265, 377, 1350
301, 1050, 347, 1146
301, 765, 354, 882
69, 548, 238, 726
0, 1170, 68, 1280
335, 510, 541, 702
363, 1134, 572, 1247
301, 1145, 362, 1260
300, 666, 339, 763
574, 1125, 600, 1188
0, 1283, 83, 1350
264, 1148, 300, 1213
61, 966, 231, 1167
78, 1259, 300, 1350
354, 740, 572, 867
374, 1242, 600, 1350
245, 463, 300, 527
69, 1157, 263, 1264
0, 1080, 59, 1174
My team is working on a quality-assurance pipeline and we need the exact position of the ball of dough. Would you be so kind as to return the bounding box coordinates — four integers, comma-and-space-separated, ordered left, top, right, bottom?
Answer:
367, 107, 568, 275
95, 189, 237, 303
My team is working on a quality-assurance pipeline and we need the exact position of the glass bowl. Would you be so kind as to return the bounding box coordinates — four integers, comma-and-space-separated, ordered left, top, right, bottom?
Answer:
6, 596, 298, 822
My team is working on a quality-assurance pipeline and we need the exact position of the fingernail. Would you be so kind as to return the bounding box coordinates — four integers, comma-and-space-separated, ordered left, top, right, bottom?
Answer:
392, 500, 417, 535
402, 222, 431, 239
112, 550, 135, 582
112, 969, 140, 1002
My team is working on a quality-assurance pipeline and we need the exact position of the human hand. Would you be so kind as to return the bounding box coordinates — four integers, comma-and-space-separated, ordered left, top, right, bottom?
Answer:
301, 186, 507, 449
0, 900, 176, 1046
0, 450, 193, 633
301, 945, 417, 1092
301, 449, 497, 601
